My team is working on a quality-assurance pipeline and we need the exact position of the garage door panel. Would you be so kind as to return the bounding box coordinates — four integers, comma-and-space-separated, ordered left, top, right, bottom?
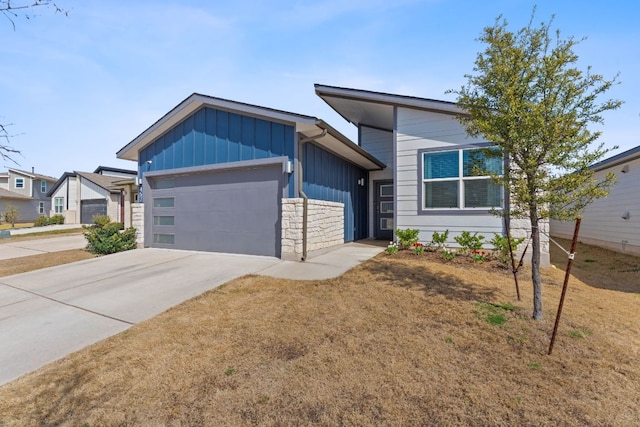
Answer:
148, 165, 283, 257
81, 199, 108, 224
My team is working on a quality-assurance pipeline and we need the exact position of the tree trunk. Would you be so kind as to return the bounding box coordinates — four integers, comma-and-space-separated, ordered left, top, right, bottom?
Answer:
530, 210, 543, 320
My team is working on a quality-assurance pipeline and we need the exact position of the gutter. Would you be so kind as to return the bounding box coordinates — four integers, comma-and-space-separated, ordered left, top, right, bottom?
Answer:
297, 129, 327, 261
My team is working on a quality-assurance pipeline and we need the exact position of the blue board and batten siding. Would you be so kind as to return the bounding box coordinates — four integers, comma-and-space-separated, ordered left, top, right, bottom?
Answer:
139, 106, 296, 197
302, 142, 368, 242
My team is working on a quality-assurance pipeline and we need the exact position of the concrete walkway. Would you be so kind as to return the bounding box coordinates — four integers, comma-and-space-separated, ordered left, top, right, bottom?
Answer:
0, 242, 383, 386
261, 242, 384, 280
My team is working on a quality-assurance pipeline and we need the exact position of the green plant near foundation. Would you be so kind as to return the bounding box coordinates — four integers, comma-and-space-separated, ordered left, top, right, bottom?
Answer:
395, 228, 420, 249
431, 229, 449, 251
490, 233, 526, 266
454, 231, 485, 255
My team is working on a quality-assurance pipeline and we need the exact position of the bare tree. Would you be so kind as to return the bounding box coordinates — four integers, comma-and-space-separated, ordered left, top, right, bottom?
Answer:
1, 1, 67, 164
1, 0, 67, 30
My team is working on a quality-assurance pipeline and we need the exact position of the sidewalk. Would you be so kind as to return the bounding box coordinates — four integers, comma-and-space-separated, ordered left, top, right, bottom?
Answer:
6, 224, 83, 236
260, 241, 384, 280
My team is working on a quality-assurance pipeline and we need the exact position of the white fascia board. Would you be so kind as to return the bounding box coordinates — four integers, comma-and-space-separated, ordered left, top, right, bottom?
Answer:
315, 84, 465, 116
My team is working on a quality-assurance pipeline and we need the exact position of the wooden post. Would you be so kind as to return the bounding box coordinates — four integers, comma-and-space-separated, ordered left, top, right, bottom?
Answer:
504, 215, 521, 301
548, 218, 582, 355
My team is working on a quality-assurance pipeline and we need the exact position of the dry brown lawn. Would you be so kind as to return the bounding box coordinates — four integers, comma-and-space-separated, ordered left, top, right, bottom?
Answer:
0, 241, 638, 426
0, 228, 84, 242
0, 249, 95, 277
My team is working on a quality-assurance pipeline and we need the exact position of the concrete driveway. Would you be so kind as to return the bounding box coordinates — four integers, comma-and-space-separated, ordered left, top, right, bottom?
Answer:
0, 234, 86, 260
0, 249, 280, 386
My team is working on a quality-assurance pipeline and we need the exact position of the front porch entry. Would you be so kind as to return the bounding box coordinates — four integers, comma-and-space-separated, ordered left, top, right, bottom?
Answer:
374, 180, 394, 240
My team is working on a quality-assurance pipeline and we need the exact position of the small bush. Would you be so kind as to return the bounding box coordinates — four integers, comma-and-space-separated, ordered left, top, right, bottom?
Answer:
431, 230, 449, 251
454, 231, 485, 254
490, 233, 526, 266
3, 204, 19, 228
442, 249, 456, 261
91, 214, 112, 228
413, 243, 425, 255
395, 228, 419, 249
34, 214, 66, 227
49, 214, 65, 225
84, 217, 136, 255
385, 242, 399, 255
34, 216, 49, 227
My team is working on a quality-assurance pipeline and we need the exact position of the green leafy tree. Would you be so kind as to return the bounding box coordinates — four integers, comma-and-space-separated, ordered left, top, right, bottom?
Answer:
449, 11, 622, 320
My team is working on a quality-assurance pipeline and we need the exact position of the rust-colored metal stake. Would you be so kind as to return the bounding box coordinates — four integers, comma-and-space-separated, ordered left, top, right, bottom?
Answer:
505, 215, 521, 301
548, 218, 582, 356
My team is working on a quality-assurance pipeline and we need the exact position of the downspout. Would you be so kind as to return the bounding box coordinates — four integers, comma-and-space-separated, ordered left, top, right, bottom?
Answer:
297, 128, 327, 261
120, 189, 125, 225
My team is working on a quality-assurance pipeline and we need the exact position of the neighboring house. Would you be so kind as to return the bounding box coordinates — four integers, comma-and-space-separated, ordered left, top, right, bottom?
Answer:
550, 145, 640, 256
315, 85, 549, 265
47, 166, 138, 226
116, 87, 548, 265
0, 168, 57, 222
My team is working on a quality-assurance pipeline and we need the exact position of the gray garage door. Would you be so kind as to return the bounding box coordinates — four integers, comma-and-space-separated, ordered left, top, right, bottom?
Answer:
147, 164, 283, 257
81, 199, 107, 224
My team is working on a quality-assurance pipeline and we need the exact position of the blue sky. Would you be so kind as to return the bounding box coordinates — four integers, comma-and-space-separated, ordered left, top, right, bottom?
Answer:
1, 0, 638, 178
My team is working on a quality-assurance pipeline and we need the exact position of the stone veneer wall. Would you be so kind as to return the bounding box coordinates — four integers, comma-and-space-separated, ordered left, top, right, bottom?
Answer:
510, 217, 550, 267
131, 203, 145, 247
281, 198, 344, 261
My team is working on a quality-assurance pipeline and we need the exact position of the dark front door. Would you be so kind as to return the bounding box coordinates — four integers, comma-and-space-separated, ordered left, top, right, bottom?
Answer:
374, 180, 394, 240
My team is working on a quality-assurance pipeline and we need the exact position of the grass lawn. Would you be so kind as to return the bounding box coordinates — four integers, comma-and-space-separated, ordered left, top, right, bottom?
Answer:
0, 227, 84, 242
0, 249, 95, 277
0, 222, 34, 230
0, 241, 638, 426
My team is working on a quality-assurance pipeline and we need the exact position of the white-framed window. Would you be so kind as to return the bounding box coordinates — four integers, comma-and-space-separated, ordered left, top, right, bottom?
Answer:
38, 202, 45, 214
14, 178, 24, 189
54, 197, 64, 214
41, 180, 46, 193
421, 147, 503, 210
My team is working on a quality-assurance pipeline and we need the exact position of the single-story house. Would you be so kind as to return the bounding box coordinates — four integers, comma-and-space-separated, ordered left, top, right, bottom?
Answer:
47, 166, 138, 226
315, 85, 549, 265
550, 145, 640, 256
0, 168, 57, 222
117, 86, 548, 265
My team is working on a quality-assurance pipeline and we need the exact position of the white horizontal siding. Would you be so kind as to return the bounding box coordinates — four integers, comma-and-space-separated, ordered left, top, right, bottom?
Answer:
550, 155, 640, 254
360, 126, 393, 168
80, 177, 109, 200
100, 170, 135, 179
68, 177, 78, 209
395, 106, 499, 245
49, 181, 67, 200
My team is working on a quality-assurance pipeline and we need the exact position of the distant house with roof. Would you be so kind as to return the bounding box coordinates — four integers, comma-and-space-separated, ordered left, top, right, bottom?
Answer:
0, 168, 57, 222
550, 145, 640, 256
47, 166, 138, 226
